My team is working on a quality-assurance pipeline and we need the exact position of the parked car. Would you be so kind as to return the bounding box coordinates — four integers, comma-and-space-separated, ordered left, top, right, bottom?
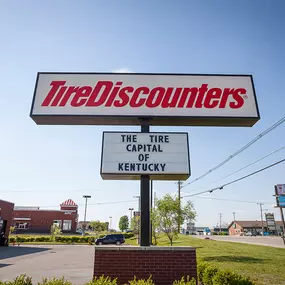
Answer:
95, 234, 125, 245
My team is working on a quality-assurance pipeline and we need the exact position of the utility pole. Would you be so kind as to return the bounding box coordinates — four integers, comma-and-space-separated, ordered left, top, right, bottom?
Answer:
177, 180, 183, 233
83, 195, 91, 231
258, 203, 265, 236
219, 213, 222, 234
233, 212, 236, 222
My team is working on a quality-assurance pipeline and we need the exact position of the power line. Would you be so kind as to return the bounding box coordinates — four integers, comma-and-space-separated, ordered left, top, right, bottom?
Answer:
191, 195, 272, 205
183, 116, 285, 188
182, 157, 285, 198
183, 145, 285, 195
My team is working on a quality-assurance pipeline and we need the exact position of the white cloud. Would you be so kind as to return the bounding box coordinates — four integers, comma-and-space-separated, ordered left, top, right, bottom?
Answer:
112, 68, 133, 73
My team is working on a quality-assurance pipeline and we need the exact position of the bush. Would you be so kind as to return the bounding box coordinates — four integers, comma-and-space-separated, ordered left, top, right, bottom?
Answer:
197, 261, 255, 285
85, 276, 117, 285
173, 276, 196, 285
202, 265, 218, 285
212, 270, 254, 285
0, 274, 32, 285
127, 276, 154, 285
197, 261, 209, 282
38, 278, 72, 285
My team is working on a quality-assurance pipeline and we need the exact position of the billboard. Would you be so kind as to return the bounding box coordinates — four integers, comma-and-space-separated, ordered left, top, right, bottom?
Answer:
100, 132, 190, 180
30, 73, 259, 127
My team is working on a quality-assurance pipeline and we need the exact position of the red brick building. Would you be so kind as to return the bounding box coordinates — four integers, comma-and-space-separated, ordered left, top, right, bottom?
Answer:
228, 220, 284, 236
0, 199, 14, 246
12, 199, 78, 234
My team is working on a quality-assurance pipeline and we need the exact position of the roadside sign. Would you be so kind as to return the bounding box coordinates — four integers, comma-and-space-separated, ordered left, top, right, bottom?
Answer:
100, 132, 190, 180
30, 73, 259, 127
265, 213, 277, 231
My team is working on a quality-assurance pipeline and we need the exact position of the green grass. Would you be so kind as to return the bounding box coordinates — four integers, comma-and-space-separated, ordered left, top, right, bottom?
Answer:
127, 235, 285, 285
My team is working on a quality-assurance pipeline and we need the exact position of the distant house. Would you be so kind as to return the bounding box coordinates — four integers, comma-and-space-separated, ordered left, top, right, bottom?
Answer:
12, 199, 78, 234
228, 220, 284, 236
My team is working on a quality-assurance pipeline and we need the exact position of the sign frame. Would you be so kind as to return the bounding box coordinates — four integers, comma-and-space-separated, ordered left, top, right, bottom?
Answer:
30, 72, 260, 127
100, 131, 191, 181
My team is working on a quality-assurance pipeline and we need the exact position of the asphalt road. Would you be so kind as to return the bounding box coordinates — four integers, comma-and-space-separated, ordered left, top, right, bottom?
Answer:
193, 235, 285, 248
0, 245, 94, 284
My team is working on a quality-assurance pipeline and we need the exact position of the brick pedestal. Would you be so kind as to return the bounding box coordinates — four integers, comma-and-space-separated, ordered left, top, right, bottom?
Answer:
94, 246, 197, 285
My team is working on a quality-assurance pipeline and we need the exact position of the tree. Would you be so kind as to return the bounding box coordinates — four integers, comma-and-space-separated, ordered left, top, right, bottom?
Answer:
90, 220, 107, 236
155, 194, 196, 246
119, 215, 129, 231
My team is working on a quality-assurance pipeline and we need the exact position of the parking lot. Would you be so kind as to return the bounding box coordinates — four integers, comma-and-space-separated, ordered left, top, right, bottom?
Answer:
0, 245, 94, 284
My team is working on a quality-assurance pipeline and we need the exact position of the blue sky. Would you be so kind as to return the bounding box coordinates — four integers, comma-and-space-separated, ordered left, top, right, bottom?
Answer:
1, 0, 285, 229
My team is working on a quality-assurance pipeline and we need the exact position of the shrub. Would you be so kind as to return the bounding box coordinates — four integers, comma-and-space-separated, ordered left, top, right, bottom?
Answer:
38, 277, 72, 285
127, 276, 154, 285
212, 270, 254, 285
0, 274, 33, 285
85, 275, 117, 285
173, 276, 196, 285
197, 261, 210, 282
202, 265, 218, 285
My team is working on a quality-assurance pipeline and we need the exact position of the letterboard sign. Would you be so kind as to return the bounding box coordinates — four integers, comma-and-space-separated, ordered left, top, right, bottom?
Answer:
101, 132, 190, 180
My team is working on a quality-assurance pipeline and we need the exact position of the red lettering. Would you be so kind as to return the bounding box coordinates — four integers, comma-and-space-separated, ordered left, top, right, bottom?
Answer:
41, 81, 246, 110
176, 88, 198, 108
129, 87, 149, 107
105, 82, 123, 107
41, 81, 66, 106
51, 86, 67, 106
219, 88, 235, 108
146, 87, 165, 108
70, 86, 93, 107
230, 88, 245, 109
86, 81, 113, 107
161, 88, 181, 108
59, 86, 79, 106
113, 86, 133, 107
204, 88, 222, 108
194, 84, 208, 108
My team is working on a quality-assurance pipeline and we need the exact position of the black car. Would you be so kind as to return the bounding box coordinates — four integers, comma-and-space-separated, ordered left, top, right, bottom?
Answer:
95, 234, 125, 245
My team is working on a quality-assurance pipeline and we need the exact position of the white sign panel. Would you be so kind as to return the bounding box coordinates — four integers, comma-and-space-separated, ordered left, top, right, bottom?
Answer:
101, 132, 190, 180
30, 73, 259, 127
277, 184, 285, 195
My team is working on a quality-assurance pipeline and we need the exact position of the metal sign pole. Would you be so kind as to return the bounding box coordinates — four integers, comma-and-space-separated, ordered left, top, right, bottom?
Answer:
274, 185, 285, 245
280, 207, 285, 245
140, 120, 150, 246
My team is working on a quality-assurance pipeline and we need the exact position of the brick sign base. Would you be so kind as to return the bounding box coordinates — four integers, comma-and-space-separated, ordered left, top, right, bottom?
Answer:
93, 246, 197, 285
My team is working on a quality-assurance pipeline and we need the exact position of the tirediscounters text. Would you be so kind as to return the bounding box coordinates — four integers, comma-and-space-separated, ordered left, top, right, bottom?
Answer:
101, 132, 190, 180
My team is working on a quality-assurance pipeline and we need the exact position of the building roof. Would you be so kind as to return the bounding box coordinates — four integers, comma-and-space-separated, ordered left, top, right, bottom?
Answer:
60, 199, 77, 207
0, 199, 14, 206
228, 220, 284, 229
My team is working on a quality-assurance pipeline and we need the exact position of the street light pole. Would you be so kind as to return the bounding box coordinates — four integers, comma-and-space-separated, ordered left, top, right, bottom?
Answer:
128, 208, 134, 227
83, 195, 91, 232
109, 216, 112, 231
